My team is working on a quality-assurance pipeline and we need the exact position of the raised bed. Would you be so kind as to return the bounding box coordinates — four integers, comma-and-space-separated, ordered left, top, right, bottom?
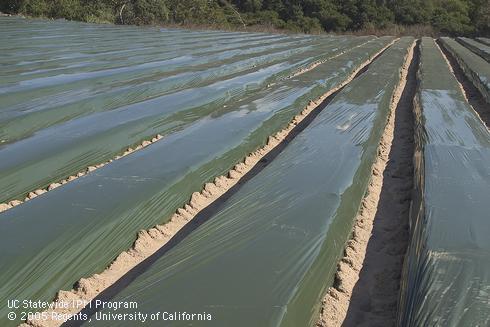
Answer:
440, 37, 490, 104
86, 38, 414, 327
0, 31, 394, 326
398, 37, 490, 327
457, 37, 490, 62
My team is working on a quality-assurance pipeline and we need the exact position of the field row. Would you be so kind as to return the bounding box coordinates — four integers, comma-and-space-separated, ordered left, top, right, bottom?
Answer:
80, 37, 415, 327
398, 37, 490, 327
1, 16, 490, 327
1, 17, 393, 326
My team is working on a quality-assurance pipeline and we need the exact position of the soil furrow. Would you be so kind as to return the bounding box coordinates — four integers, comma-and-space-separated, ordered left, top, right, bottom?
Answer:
317, 40, 418, 327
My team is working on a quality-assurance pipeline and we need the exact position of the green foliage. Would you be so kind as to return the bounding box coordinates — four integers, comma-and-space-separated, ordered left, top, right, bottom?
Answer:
167, 0, 227, 25
235, 0, 262, 12
431, 0, 474, 34
470, 0, 490, 35
0, 0, 25, 14
242, 10, 284, 27
1, 0, 487, 36
337, 0, 395, 29
391, 0, 432, 25
301, 0, 350, 31
18, 0, 50, 17
50, 0, 87, 20
120, 0, 169, 25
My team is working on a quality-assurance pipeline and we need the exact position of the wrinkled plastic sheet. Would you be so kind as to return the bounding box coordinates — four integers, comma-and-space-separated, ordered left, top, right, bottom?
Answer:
440, 37, 490, 104
0, 27, 394, 325
457, 37, 490, 62
0, 34, 364, 139
0, 17, 374, 204
83, 37, 414, 327
397, 37, 490, 327
0, 33, 358, 141
0, 59, 300, 203
0, 17, 367, 141
476, 37, 490, 47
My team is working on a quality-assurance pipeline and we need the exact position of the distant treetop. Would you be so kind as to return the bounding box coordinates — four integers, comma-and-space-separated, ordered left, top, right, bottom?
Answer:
1, 0, 489, 36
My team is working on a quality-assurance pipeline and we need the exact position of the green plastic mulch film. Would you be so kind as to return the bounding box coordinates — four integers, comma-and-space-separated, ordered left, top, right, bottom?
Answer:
0, 17, 366, 143
0, 17, 372, 205
439, 37, 490, 104
0, 35, 348, 142
476, 37, 490, 47
397, 37, 490, 327
0, 28, 393, 326
83, 37, 414, 327
456, 37, 490, 62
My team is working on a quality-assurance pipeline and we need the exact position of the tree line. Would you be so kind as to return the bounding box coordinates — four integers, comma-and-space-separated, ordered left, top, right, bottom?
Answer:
1, 0, 489, 36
